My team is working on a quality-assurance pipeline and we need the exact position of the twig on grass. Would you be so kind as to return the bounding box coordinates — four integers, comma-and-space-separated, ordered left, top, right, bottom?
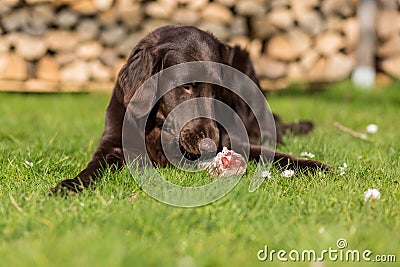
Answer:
334, 122, 370, 142
9, 193, 24, 214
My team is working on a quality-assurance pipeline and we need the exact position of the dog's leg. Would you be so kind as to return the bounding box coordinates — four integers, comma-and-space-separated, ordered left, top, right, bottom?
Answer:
248, 144, 330, 171
220, 133, 330, 171
50, 90, 126, 194
274, 114, 314, 136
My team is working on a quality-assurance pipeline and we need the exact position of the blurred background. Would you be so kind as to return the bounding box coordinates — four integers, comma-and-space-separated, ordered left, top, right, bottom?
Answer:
0, 0, 398, 92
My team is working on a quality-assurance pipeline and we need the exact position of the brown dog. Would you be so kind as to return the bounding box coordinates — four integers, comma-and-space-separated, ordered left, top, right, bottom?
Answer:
51, 25, 330, 193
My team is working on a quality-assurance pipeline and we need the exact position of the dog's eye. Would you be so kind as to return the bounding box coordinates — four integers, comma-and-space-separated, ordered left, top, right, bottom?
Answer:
183, 84, 192, 90
182, 83, 197, 94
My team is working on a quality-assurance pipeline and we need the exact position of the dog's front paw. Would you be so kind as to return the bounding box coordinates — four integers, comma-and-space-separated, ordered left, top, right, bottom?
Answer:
290, 121, 314, 135
49, 178, 85, 196
296, 159, 331, 172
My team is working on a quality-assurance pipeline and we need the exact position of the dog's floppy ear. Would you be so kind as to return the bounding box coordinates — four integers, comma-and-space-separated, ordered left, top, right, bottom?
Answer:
219, 43, 235, 66
219, 43, 261, 86
118, 36, 162, 118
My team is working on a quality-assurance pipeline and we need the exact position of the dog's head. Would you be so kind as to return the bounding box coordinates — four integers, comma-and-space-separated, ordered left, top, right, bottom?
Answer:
118, 26, 232, 158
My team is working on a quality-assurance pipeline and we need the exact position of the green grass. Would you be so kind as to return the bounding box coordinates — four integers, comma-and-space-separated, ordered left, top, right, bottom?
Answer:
1, 82, 399, 267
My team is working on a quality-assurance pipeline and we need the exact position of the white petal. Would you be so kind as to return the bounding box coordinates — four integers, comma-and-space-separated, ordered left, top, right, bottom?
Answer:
300, 152, 315, 159
366, 124, 378, 134
261, 170, 271, 179
282, 170, 295, 178
364, 188, 381, 201
23, 160, 33, 168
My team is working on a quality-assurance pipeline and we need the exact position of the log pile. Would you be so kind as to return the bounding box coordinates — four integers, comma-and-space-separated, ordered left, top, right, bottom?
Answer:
377, 0, 400, 81
0, 0, 399, 92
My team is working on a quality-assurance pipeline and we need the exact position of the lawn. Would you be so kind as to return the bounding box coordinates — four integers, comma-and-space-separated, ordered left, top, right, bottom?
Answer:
0, 82, 399, 267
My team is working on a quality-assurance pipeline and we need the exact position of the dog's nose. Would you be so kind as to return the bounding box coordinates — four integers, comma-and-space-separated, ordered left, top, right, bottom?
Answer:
199, 138, 217, 153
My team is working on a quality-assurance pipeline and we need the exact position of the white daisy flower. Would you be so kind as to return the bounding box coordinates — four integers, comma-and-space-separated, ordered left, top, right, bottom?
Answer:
300, 151, 315, 159
364, 188, 381, 201
366, 124, 378, 134
339, 162, 347, 176
23, 160, 33, 168
261, 170, 272, 179
282, 169, 295, 178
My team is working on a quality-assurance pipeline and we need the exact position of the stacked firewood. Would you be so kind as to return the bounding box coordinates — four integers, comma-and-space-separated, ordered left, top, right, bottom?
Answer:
0, 0, 398, 91
377, 0, 400, 82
